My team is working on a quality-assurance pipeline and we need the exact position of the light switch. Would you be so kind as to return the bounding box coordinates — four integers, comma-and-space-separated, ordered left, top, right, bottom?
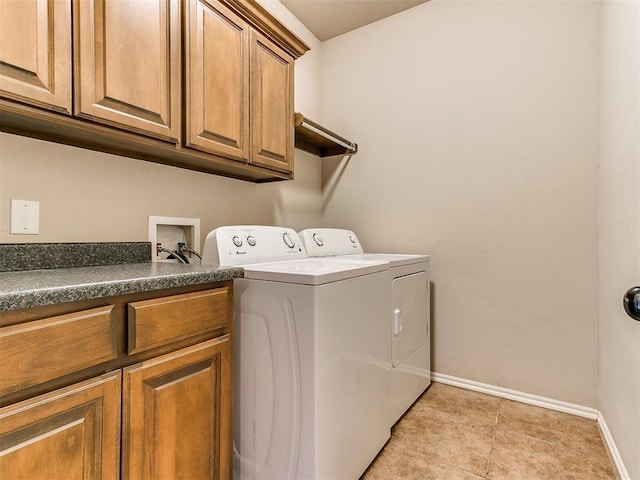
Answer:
10, 199, 40, 234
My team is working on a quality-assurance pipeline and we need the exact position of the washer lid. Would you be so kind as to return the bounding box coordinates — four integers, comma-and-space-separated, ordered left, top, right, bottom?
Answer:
242, 258, 389, 285
340, 253, 430, 267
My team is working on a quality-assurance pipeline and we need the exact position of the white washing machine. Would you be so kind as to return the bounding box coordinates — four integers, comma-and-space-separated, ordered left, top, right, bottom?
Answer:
201, 226, 391, 480
299, 228, 431, 426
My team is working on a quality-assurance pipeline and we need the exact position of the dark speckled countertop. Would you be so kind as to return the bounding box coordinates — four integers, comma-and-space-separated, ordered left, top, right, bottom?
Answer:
0, 242, 243, 311
0, 263, 244, 311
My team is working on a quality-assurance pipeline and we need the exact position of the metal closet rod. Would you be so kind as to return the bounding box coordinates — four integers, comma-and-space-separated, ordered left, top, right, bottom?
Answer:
299, 119, 357, 153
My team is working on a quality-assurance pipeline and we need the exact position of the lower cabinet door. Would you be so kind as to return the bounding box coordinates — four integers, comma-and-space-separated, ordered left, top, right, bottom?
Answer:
0, 372, 121, 480
122, 336, 232, 480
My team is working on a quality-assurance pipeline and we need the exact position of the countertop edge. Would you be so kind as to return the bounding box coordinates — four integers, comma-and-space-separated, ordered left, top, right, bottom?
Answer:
0, 265, 244, 312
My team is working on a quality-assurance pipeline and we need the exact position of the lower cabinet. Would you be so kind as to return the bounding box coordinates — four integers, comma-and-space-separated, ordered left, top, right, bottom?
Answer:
0, 337, 231, 480
123, 336, 232, 480
0, 372, 121, 480
0, 284, 233, 479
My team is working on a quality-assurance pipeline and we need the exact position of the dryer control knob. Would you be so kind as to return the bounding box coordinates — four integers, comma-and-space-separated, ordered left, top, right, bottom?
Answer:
349, 235, 356, 244
232, 235, 243, 248
246, 235, 257, 247
313, 233, 324, 247
283, 232, 296, 249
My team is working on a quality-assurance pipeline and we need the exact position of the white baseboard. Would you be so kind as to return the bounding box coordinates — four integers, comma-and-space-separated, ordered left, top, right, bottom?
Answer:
431, 372, 598, 419
430, 372, 628, 479
597, 411, 631, 480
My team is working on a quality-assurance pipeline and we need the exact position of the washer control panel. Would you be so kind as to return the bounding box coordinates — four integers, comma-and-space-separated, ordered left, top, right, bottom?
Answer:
299, 228, 365, 257
202, 225, 308, 266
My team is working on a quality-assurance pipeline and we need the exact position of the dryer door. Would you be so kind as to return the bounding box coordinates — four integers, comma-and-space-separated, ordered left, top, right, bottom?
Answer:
391, 271, 428, 367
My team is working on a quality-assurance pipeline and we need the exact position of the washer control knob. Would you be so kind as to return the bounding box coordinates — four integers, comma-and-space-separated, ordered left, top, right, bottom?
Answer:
313, 233, 324, 247
282, 232, 296, 249
349, 235, 356, 244
232, 235, 243, 248
246, 235, 256, 247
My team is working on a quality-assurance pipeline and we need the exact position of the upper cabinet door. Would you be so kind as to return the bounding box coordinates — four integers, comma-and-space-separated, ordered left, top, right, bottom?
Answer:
0, 0, 72, 114
185, 0, 250, 161
74, 0, 181, 142
250, 29, 294, 173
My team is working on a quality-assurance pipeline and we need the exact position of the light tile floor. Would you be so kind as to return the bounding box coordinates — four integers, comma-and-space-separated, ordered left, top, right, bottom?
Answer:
361, 383, 617, 480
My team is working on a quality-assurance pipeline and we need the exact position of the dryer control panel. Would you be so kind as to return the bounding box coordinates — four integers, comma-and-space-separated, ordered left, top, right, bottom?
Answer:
299, 228, 365, 257
202, 226, 307, 266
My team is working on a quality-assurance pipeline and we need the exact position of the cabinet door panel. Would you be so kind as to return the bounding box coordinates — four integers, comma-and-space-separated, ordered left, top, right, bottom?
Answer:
186, 0, 249, 160
0, 0, 72, 113
123, 336, 232, 480
74, 0, 181, 141
250, 29, 294, 173
0, 372, 121, 480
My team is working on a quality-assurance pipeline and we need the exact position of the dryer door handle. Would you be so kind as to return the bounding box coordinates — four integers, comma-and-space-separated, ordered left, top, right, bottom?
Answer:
393, 308, 402, 335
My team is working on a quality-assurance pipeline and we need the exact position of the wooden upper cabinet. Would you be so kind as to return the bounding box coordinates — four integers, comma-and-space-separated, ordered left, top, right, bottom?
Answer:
0, 0, 72, 114
185, 0, 250, 161
250, 29, 294, 173
74, 0, 181, 142
186, 0, 296, 173
0, 0, 309, 181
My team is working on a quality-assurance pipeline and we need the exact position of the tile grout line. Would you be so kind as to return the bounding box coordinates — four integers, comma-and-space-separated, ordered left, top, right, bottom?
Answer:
484, 399, 503, 478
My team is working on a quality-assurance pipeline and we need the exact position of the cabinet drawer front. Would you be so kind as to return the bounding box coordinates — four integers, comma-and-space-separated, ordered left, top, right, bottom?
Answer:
0, 305, 117, 396
128, 288, 229, 354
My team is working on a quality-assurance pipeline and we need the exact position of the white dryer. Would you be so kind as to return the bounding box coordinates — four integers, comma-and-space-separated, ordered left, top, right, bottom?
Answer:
299, 228, 431, 426
201, 226, 391, 480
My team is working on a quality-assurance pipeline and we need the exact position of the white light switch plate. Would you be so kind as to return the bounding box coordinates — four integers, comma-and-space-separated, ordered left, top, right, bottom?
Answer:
11, 199, 40, 234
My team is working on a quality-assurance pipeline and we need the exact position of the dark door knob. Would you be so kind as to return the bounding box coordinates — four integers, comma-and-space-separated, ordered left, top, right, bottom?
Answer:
623, 286, 640, 321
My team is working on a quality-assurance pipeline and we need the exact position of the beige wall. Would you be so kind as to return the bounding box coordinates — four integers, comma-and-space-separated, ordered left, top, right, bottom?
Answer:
319, 0, 601, 406
598, 1, 640, 478
0, 0, 323, 246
